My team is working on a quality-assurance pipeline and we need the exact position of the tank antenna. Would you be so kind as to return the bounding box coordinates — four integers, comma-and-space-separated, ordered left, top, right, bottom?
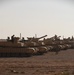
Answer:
20, 33, 21, 39
35, 34, 37, 38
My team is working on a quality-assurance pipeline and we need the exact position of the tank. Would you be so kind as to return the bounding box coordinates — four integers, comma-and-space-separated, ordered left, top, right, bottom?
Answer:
22, 35, 49, 54
0, 35, 37, 57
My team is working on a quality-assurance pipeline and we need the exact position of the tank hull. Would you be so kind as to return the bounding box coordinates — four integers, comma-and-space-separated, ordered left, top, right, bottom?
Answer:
0, 47, 35, 57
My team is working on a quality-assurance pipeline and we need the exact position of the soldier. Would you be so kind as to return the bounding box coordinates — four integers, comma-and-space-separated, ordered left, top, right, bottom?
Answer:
11, 35, 15, 42
7, 37, 10, 41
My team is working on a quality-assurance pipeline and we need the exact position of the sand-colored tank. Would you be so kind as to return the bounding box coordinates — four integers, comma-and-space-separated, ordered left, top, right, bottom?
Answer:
22, 35, 48, 54
0, 35, 38, 57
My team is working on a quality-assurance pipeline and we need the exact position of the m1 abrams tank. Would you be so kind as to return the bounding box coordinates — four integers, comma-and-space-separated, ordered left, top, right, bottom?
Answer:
43, 35, 61, 53
0, 35, 37, 57
21, 35, 48, 55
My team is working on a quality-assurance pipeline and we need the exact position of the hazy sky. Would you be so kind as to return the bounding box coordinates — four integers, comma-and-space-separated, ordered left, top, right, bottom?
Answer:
0, 0, 74, 39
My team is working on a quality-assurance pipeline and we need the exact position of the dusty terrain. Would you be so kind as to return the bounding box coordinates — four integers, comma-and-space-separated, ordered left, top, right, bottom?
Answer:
0, 49, 74, 75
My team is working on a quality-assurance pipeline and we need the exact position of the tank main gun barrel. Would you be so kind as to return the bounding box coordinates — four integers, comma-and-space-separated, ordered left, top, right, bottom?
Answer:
27, 35, 47, 41
38, 35, 47, 39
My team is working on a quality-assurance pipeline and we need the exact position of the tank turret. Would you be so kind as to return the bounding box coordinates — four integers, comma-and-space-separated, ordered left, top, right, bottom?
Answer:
27, 35, 47, 42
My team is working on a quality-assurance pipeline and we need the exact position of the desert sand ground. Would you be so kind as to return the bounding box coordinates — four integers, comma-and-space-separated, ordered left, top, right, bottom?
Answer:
0, 49, 74, 75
